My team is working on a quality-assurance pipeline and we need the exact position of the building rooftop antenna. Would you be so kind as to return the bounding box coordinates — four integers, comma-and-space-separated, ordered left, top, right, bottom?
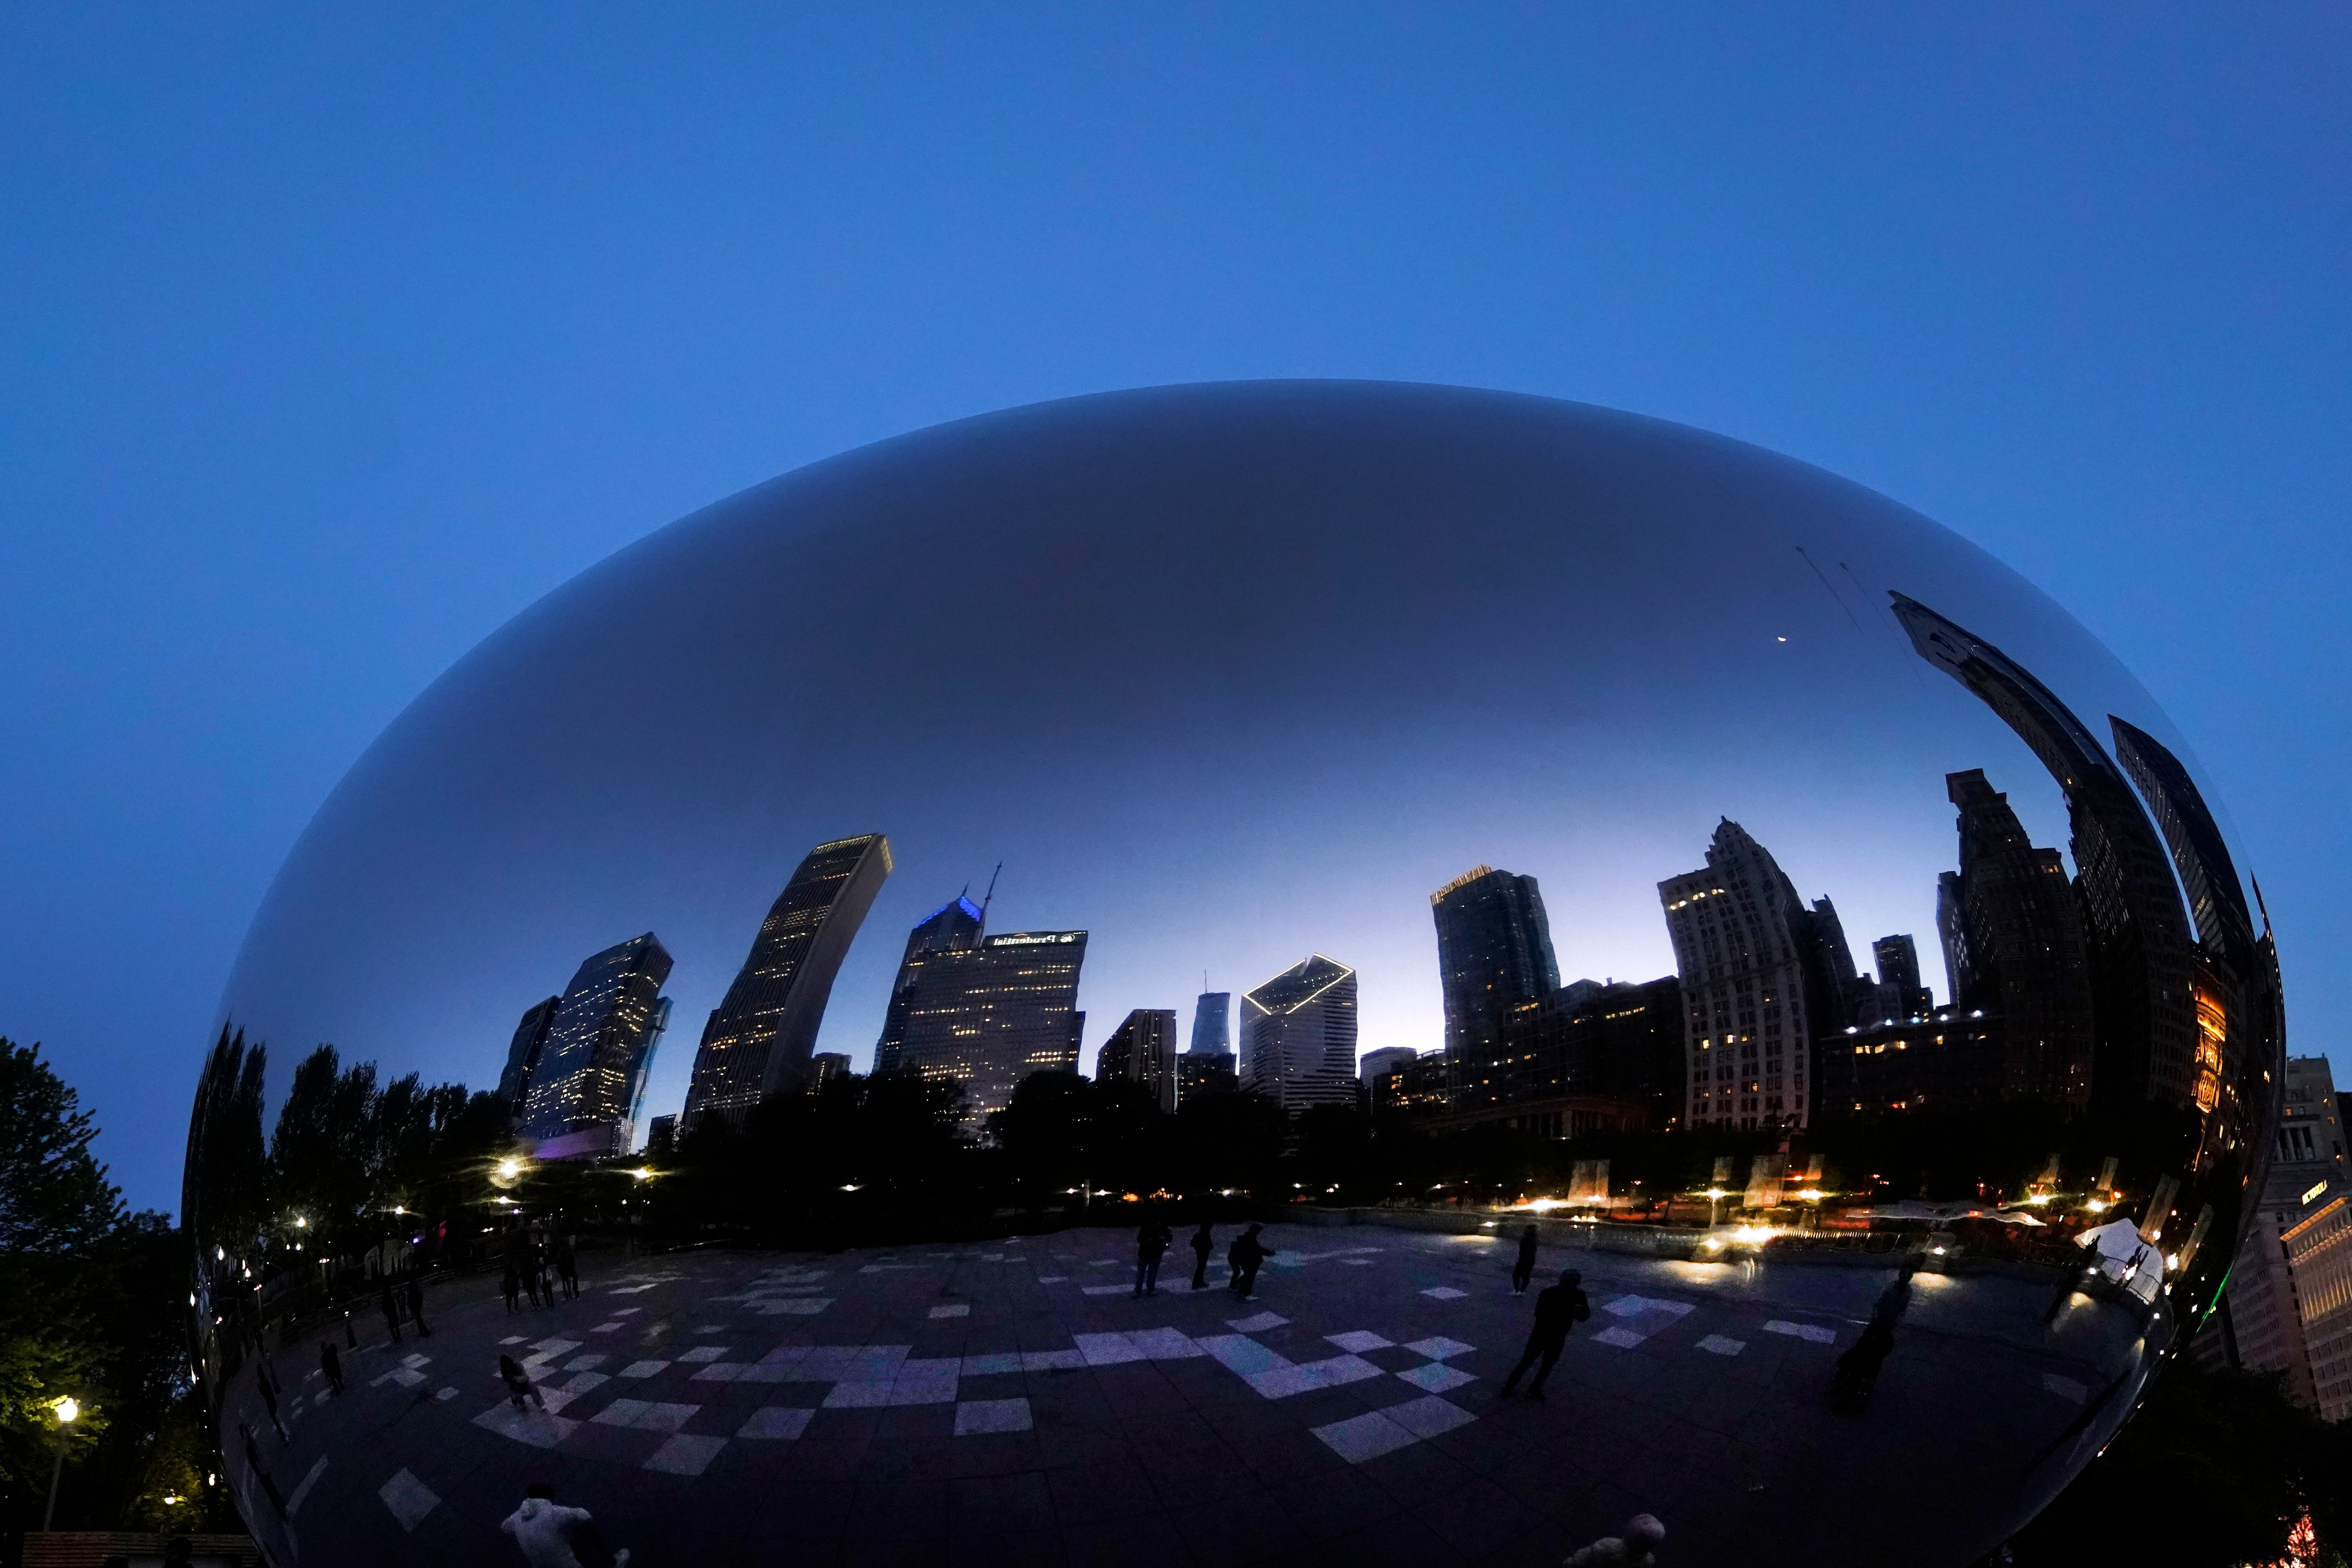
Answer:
978, 863, 1002, 938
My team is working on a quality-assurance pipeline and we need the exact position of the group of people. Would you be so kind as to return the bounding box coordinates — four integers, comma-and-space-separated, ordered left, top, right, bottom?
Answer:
502, 1225, 580, 1312
1130, 1219, 1277, 1299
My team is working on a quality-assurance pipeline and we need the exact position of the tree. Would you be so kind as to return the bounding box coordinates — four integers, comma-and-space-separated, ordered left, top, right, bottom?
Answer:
0, 1040, 127, 1530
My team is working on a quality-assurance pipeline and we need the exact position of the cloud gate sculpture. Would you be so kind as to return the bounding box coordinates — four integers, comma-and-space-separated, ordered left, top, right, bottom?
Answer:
185, 381, 2281, 1566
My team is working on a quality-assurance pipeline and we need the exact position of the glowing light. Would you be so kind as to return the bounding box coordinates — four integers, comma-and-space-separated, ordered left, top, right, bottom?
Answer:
632, 1168, 653, 1181
1795, 1189, 1824, 1201
497, 1158, 523, 1179
2085, 1199, 2108, 1213
293, 1215, 307, 1228
1704, 1188, 1727, 1200
53, 1397, 78, 1424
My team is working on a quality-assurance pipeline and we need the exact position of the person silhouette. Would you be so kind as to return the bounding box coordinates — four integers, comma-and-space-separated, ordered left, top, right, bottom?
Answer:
1227, 1224, 1273, 1300
1512, 1223, 1540, 1294
1499, 1267, 1590, 1399
378, 1275, 402, 1342
1189, 1221, 1215, 1289
1134, 1218, 1173, 1297
406, 1272, 431, 1337
318, 1340, 344, 1396
499, 1353, 548, 1413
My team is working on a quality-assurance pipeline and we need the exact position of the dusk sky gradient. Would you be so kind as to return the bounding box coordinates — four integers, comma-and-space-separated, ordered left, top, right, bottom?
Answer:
3, 6, 2346, 1215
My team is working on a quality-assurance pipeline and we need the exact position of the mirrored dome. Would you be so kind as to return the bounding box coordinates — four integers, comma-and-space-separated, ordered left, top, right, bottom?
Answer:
184, 381, 2281, 1567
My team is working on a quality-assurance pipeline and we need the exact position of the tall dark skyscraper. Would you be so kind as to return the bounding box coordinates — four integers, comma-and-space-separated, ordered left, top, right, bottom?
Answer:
1431, 865, 1560, 1091
1871, 934, 1932, 1018
497, 994, 561, 1116
2110, 715, 2279, 1154
894, 930, 1088, 1132
1893, 594, 2200, 1113
1190, 990, 1232, 1056
1241, 954, 1359, 1113
681, 833, 893, 1133
517, 932, 674, 1158
874, 894, 986, 1074
1944, 768, 2096, 1106
1097, 1008, 1180, 1113
1659, 820, 1835, 1131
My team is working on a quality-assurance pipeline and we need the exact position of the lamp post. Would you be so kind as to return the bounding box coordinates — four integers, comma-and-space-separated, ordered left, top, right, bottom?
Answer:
42, 1396, 79, 1531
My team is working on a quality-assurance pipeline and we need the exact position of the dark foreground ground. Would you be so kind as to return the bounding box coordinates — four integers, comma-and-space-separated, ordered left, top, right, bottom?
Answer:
224, 1220, 2146, 1566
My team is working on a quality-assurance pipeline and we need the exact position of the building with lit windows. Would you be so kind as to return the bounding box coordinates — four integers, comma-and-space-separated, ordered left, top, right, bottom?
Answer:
2195, 1057, 2352, 1415
1190, 990, 1231, 1056
516, 932, 675, 1159
1096, 1008, 1179, 1113
1431, 865, 1559, 1095
681, 834, 893, 1133
892, 929, 1088, 1132
497, 994, 561, 1116
1240, 955, 1358, 1113
1659, 819, 1834, 1131
1893, 595, 2200, 1116
874, 892, 986, 1074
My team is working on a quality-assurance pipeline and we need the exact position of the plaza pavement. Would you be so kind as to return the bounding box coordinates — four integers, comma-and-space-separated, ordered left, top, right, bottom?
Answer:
224, 1218, 2151, 1566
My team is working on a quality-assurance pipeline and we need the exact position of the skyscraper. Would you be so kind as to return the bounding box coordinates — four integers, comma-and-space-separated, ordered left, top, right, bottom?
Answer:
874, 893, 986, 1074
1359, 1046, 1420, 1086
517, 932, 674, 1158
681, 834, 893, 1133
2196, 1059, 2352, 1418
1096, 1008, 1180, 1113
1240, 955, 1359, 1113
1870, 935, 1931, 1019
1944, 768, 2096, 1106
497, 994, 561, 1116
1659, 820, 1828, 1131
1190, 990, 1232, 1056
1431, 866, 1560, 1093
1892, 595, 2199, 1114
893, 929, 1088, 1132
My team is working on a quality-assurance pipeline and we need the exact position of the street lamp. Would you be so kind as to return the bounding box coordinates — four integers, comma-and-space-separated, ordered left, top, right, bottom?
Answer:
42, 1396, 79, 1531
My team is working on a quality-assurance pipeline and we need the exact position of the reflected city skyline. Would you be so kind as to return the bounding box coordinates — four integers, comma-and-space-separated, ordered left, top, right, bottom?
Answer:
183, 381, 2279, 1567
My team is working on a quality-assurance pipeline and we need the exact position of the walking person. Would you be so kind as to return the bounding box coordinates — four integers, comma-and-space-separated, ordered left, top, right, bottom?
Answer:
405, 1272, 431, 1337
318, 1340, 344, 1396
1499, 1267, 1591, 1400
501, 1481, 630, 1567
1512, 1223, 1540, 1295
378, 1275, 403, 1343
1189, 1221, 1215, 1290
499, 1353, 548, 1414
1227, 1223, 1274, 1300
555, 1230, 581, 1300
1133, 1218, 1172, 1297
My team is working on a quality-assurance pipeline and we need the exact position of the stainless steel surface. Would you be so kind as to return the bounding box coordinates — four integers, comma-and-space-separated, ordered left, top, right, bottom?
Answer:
184, 381, 2280, 1566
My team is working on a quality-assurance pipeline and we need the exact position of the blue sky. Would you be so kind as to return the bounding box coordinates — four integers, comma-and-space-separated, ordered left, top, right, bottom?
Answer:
4, 5, 2346, 1214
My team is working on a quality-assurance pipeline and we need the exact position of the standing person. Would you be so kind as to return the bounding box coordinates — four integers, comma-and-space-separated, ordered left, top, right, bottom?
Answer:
501, 1481, 630, 1567
378, 1275, 403, 1343
1133, 1218, 1172, 1297
238, 1424, 287, 1518
499, 1354, 548, 1414
1512, 1223, 1540, 1295
1227, 1223, 1273, 1300
555, 1230, 581, 1300
256, 1371, 288, 1444
1188, 1221, 1215, 1290
1499, 1267, 1591, 1400
406, 1272, 431, 1337
318, 1340, 344, 1396
503, 1253, 522, 1313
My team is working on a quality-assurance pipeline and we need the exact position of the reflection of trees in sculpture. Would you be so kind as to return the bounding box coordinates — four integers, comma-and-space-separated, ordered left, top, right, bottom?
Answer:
183, 1027, 268, 1255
